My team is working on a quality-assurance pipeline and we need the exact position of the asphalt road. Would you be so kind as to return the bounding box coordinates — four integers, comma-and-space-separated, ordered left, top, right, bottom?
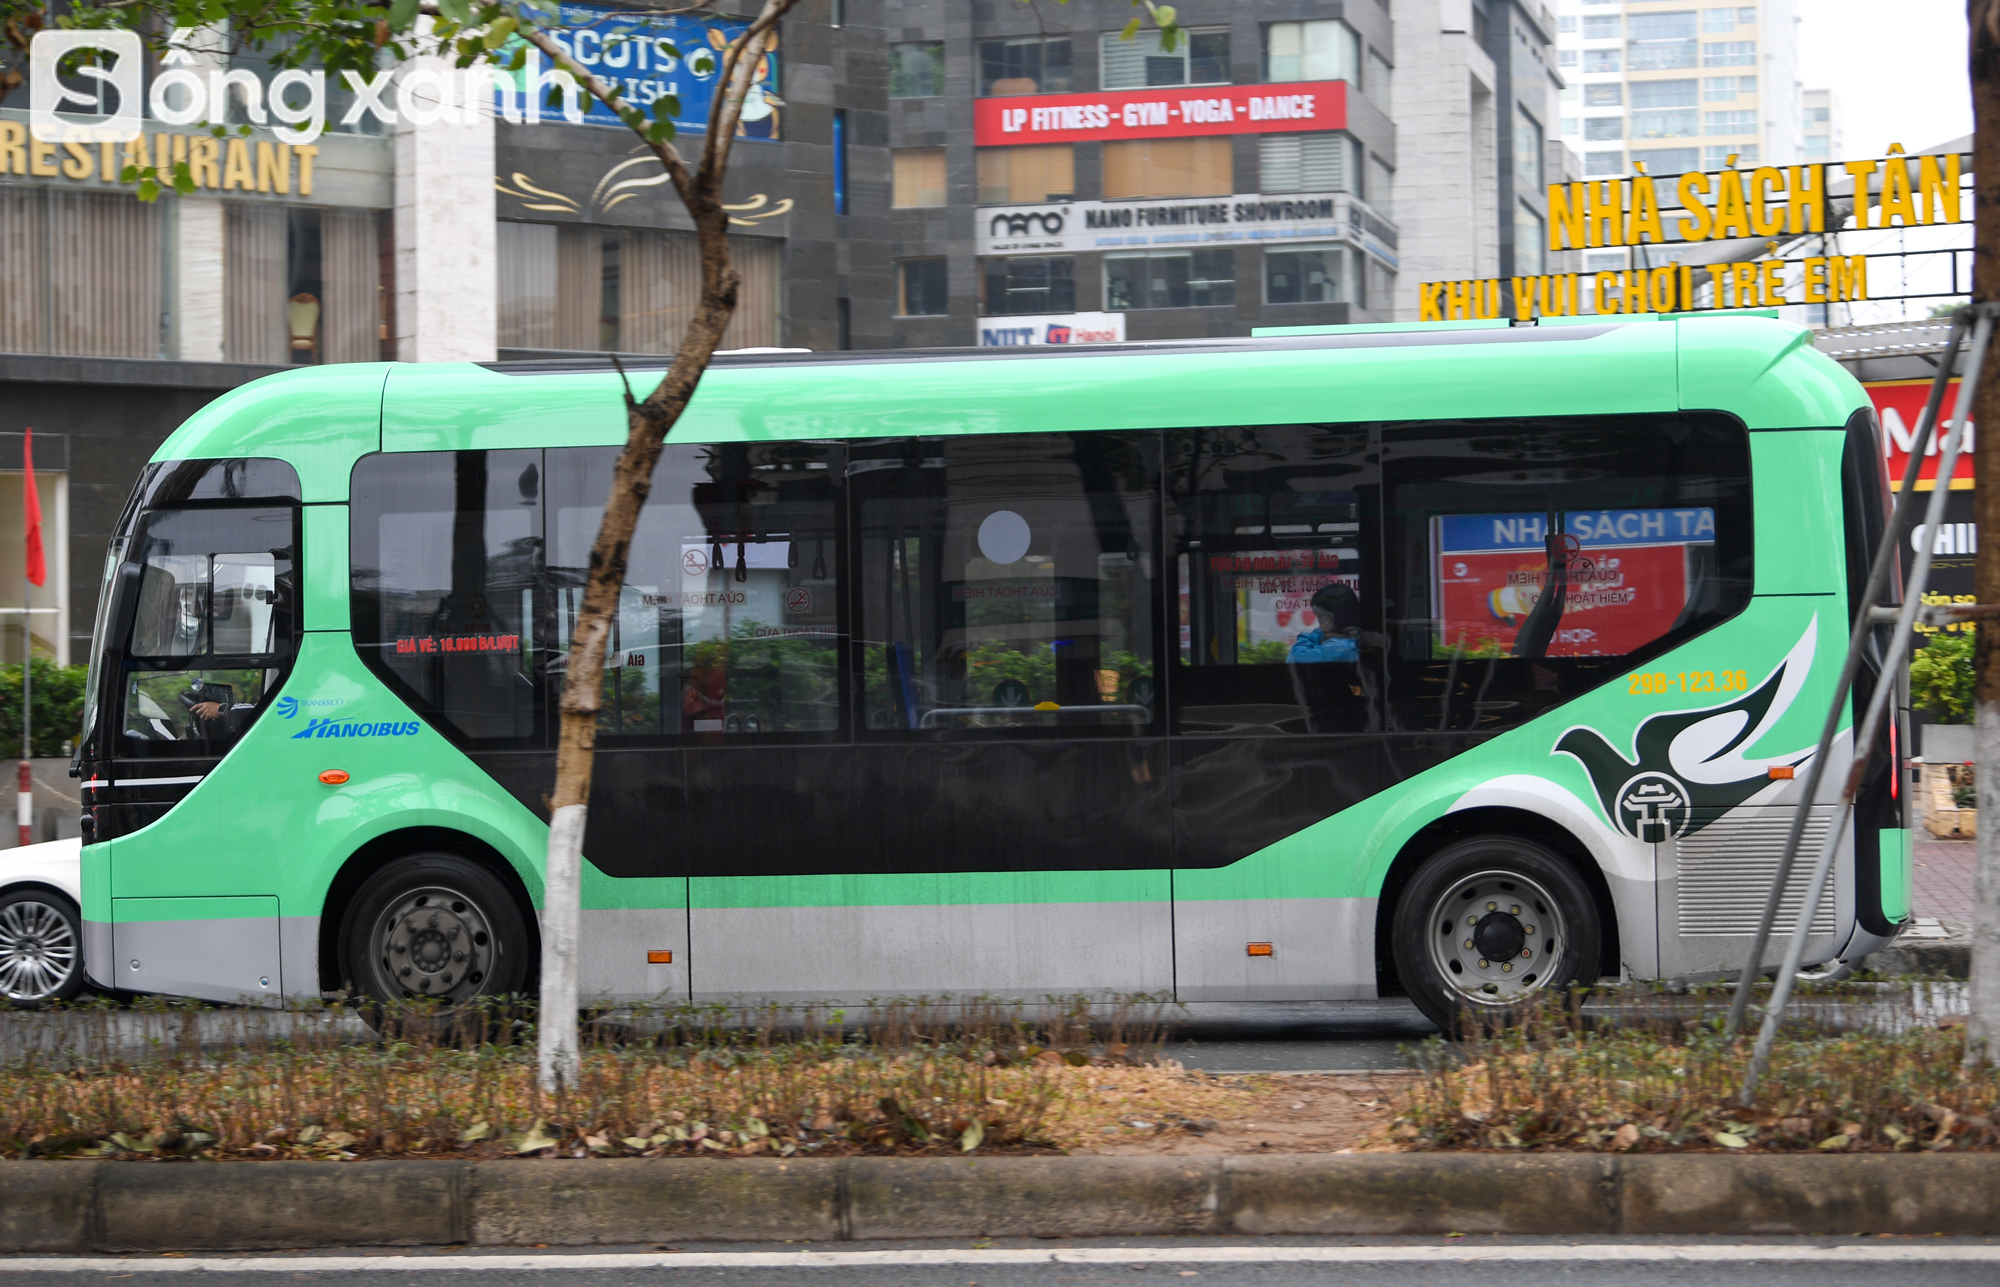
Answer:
9, 1240, 2000, 1285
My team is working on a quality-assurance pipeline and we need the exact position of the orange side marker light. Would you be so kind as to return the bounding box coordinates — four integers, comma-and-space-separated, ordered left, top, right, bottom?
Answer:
318, 769, 350, 785
647, 950, 674, 964
1768, 766, 1795, 780
1247, 942, 1274, 957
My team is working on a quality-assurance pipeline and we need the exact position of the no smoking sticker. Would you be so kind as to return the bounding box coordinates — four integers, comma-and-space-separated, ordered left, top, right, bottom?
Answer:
785, 586, 812, 614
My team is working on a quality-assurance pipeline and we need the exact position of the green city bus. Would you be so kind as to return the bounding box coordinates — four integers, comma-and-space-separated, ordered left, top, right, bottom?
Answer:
71, 314, 1909, 1029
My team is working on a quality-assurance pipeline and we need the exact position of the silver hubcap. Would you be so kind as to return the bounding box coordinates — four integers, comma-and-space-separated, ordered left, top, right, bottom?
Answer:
1426, 868, 1568, 1006
0, 899, 78, 1001
373, 885, 497, 1003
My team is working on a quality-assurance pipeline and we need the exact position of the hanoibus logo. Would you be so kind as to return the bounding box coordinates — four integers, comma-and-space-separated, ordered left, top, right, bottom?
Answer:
29, 30, 143, 143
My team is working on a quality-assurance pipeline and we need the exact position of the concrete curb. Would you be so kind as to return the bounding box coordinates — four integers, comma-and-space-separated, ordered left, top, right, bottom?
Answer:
9, 1155, 2000, 1251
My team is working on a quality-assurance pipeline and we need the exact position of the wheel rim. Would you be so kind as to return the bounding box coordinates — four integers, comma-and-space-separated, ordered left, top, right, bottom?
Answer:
370, 884, 500, 1003
0, 899, 78, 1002
1425, 868, 1569, 1007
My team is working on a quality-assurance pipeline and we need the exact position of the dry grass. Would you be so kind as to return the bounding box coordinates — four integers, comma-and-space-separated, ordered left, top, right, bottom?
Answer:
0, 994, 1243, 1161
1391, 983, 2000, 1153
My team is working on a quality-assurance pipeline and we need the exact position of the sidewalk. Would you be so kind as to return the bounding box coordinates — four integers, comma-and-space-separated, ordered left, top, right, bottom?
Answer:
1915, 838, 1975, 922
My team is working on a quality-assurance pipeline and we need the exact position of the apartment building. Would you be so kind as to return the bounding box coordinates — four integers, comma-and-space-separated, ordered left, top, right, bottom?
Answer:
1552, 0, 1802, 271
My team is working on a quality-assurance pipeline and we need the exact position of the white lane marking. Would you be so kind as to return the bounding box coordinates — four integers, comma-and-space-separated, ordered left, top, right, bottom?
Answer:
10, 1245, 2000, 1272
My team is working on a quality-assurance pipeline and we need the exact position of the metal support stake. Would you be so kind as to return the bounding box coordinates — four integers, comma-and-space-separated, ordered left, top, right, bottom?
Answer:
1738, 307, 1995, 1104
1721, 313, 1970, 1041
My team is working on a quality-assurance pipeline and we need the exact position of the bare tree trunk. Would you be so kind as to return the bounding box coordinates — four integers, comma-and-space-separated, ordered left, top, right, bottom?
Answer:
518, 2, 797, 1092
1968, 0, 2000, 1061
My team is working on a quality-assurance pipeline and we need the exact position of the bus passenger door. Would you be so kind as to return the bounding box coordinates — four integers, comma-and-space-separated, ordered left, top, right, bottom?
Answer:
675, 431, 1175, 1001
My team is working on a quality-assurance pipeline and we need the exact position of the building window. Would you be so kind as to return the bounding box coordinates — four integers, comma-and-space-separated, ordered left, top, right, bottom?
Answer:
1632, 79, 1698, 108
1102, 27, 1230, 89
1585, 83, 1624, 107
1806, 104, 1829, 123
1629, 11, 1698, 70
1702, 75, 1740, 100
1585, 116, 1623, 141
1583, 48, 1621, 73
832, 109, 848, 216
1582, 14, 1621, 39
1701, 6, 1755, 30
976, 145, 1076, 203
982, 256, 1075, 315
1263, 244, 1349, 305
1558, 49, 1578, 66
1105, 250, 1234, 309
897, 258, 948, 316
1102, 138, 1232, 199
979, 36, 1072, 95
1633, 147, 1700, 173
1803, 135, 1831, 157
1515, 205, 1545, 276
892, 148, 947, 208
1705, 144, 1757, 167
1631, 110, 1699, 138
889, 41, 945, 97
1584, 150, 1624, 176
1703, 41, 1756, 66
1562, 117, 1580, 136
1514, 106, 1544, 189
1704, 110, 1757, 135
1265, 20, 1359, 83
1585, 251, 1628, 273
1557, 14, 1577, 32
1258, 133, 1359, 193
1367, 155, 1395, 217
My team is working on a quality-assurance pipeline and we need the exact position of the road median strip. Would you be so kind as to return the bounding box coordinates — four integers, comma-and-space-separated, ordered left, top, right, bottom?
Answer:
9, 1154, 2000, 1251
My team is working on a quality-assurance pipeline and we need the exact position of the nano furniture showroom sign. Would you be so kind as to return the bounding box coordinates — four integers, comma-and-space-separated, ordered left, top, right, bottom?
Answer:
977, 192, 1396, 267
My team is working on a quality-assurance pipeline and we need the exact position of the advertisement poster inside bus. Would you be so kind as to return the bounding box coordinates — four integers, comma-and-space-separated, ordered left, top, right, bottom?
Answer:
1178, 547, 1362, 662
1431, 508, 1714, 657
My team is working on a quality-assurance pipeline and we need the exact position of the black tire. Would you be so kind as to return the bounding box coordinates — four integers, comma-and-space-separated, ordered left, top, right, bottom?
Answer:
0, 887, 87, 1007
338, 853, 530, 1024
1390, 835, 1603, 1035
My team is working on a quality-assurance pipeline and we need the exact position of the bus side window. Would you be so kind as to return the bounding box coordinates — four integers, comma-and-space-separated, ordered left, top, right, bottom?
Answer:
1379, 413, 1753, 732
853, 432, 1159, 738
545, 442, 844, 740
1165, 424, 1382, 737
350, 450, 545, 746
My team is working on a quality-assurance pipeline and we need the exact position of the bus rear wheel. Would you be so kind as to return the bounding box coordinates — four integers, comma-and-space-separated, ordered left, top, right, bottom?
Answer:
340, 853, 529, 1021
1390, 835, 1602, 1035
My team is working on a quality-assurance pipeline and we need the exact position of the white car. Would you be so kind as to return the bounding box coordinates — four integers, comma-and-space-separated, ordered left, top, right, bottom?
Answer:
0, 837, 84, 1005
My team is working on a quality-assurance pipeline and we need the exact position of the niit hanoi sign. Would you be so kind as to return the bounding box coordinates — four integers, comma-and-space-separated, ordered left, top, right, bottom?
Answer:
1419, 149, 1965, 320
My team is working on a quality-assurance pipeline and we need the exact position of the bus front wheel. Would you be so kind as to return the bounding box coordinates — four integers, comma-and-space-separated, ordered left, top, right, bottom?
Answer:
340, 853, 530, 1013
1390, 835, 1602, 1034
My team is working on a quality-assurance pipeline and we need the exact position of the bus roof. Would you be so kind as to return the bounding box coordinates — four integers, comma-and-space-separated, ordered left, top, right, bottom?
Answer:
155, 315, 1867, 501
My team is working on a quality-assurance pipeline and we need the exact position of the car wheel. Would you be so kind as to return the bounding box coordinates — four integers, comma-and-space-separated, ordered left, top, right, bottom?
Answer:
0, 888, 87, 1006
339, 853, 530, 1021
1391, 835, 1604, 1035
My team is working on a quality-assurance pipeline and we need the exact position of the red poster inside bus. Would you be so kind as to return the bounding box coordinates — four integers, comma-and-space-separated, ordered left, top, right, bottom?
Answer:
1431, 509, 1713, 657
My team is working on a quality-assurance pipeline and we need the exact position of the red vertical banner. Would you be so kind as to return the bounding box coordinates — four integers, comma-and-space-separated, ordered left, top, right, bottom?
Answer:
22, 427, 43, 589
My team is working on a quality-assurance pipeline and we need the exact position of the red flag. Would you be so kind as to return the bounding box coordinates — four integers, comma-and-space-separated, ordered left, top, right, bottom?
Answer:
23, 427, 43, 589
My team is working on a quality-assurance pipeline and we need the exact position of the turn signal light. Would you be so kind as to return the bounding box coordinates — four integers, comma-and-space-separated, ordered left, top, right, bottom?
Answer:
318, 769, 350, 785
647, 950, 674, 964
1768, 766, 1795, 780
1247, 942, 1274, 957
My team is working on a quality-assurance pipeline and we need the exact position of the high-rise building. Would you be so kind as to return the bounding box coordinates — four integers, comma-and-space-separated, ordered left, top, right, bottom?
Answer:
1552, 0, 1802, 271
1801, 87, 1839, 162
1391, 0, 1577, 307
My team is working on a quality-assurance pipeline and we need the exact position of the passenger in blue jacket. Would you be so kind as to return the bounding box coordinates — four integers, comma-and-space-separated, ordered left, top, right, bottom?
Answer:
1287, 583, 1362, 664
